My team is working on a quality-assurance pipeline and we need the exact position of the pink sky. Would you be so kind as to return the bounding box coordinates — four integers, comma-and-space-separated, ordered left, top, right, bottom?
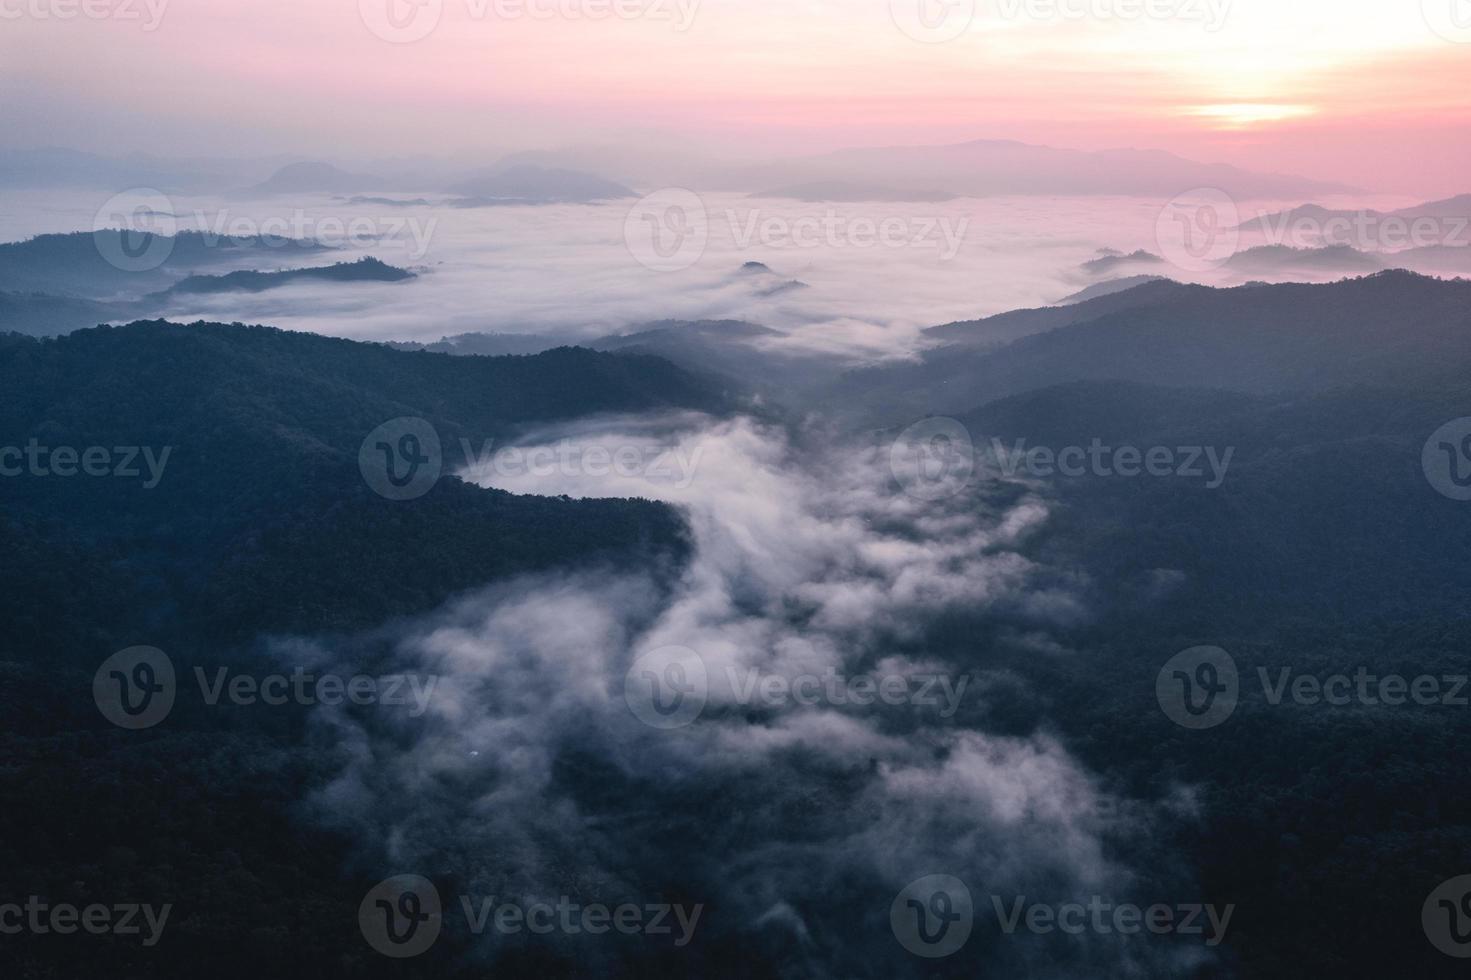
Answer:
3, 0, 1469, 196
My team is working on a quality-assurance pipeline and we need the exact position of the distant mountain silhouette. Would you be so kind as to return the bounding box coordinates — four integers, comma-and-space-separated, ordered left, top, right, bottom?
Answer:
1056, 275, 1169, 304
1234, 202, 1368, 235
1390, 192, 1471, 219
1391, 243, 1471, 274
756, 279, 809, 298
0, 230, 330, 298
1224, 244, 1383, 275
0, 291, 114, 336
1081, 249, 1164, 274
731, 261, 809, 297
249, 161, 382, 194
585, 319, 817, 402
155, 257, 415, 297
594, 318, 782, 346
1237, 193, 1471, 242
446, 165, 633, 203
838, 271, 1471, 420
388, 332, 562, 357
925, 278, 1205, 349
343, 195, 432, 207
0, 147, 227, 190
751, 181, 958, 203
737, 138, 1355, 199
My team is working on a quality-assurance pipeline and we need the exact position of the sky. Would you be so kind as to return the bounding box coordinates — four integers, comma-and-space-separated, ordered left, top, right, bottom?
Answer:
1, 0, 1469, 196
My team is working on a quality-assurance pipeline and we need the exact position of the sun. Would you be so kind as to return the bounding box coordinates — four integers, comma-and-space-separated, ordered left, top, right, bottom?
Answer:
1186, 103, 1317, 129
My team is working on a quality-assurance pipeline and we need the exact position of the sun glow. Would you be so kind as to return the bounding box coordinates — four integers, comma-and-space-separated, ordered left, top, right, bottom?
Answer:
1186, 103, 1318, 128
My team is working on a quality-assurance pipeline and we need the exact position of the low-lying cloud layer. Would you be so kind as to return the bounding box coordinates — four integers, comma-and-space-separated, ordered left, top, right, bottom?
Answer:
3, 186, 1439, 366
293, 415, 1211, 975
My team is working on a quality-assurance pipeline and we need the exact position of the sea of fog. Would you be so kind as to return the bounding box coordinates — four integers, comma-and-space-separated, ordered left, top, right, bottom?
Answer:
293, 411, 1169, 974
0, 188, 1415, 362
